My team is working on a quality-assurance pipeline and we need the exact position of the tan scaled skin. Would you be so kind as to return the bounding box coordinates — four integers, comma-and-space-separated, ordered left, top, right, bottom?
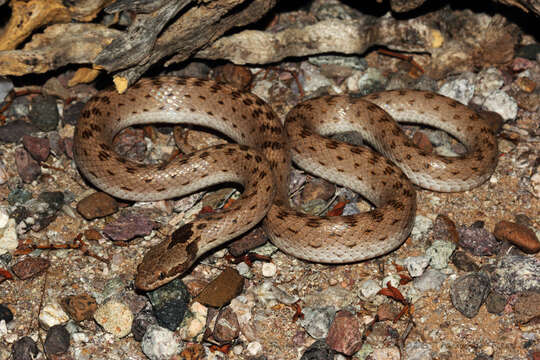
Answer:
73, 77, 498, 290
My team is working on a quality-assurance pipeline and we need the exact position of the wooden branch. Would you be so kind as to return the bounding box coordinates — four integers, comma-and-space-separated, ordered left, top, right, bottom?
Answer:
195, 17, 435, 64
0, 24, 122, 76
94, 0, 193, 71
114, 0, 278, 87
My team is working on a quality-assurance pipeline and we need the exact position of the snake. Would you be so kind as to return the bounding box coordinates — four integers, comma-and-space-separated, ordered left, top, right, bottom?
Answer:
73, 77, 498, 290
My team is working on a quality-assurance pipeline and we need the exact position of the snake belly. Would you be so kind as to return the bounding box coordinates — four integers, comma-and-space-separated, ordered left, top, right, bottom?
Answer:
73, 77, 498, 290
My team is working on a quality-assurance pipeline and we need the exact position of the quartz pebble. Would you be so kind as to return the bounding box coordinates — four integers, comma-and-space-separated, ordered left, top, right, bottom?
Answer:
261, 262, 277, 277
39, 303, 69, 329
246, 341, 263, 356
141, 324, 181, 360
93, 301, 133, 338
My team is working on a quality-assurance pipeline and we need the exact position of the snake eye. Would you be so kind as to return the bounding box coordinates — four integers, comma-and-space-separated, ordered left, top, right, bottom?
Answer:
158, 272, 166, 280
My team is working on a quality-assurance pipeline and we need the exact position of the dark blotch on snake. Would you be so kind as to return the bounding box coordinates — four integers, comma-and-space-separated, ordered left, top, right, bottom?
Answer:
168, 223, 194, 249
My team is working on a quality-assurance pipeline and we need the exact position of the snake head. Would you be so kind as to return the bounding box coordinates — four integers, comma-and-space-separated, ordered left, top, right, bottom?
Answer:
135, 224, 199, 291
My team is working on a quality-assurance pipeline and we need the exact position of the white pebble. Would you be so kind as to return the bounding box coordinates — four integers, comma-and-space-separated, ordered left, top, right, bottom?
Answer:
179, 302, 207, 342
381, 274, 401, 289
0, 211, 17, 254
236, 262, 252, 278
246, 341, 262, 356
72, 332, 89, 343
404, 256, 431, 277
0, 320, 7, 337
141, 325, 181, 360
233, 345, 243, 355
93, 301, 133, 338
482, 90, 518, 121
0, 162, 7, 185
39, 303, 69, 329
261, 262, 277, 277
359, 279, 381, 299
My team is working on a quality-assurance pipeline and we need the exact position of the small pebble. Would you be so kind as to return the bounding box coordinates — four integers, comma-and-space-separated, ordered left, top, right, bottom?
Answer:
298, 306, 336, 340
403, 256, 430, 277
0, 120, 38, 143
425, 240, 456, 269
102, 213, 158, 241
0, 213, 18, 253
300, 340, 335, 360
0, 161, 7, 185
178, 302, 207, 342
381, 274, 400, 288
358, 279, 381, 299
114, 127, 147, 161
93, 301, 133, 338
493, 220, 540, 253
213, 307, 240, 343
405, 341, 432, 360
414, 269, 448, 292
44, 325, 70, 355
11, 336, 39, 360
39, 302, 69, 329
132, 307, 158, 342
482, 90, 518, 121
513, 292, 540, 325
458, 225, 501, 256
12, 257, 50, 280
236, 262, 252, 278
0, 304, 13, 323
376, 303, 401, 322
261, 262, 277, 277
22, 135, 50, 162
485, 292, 507, 315
60, 294, 97, 322
141, 324, 181, 360
76, 192, 119, 220
213, 64, 253, 90
450, 272, 490, 318
246, 341, 263, 356
412, 131, 433, 154
147, 278, 191, 331
0, 76, 13, 102
411, 215, 433, 242
491, 255, 540, 295
228, 227, 268, 257
195, 268, 244, 308
432, 214, 459, 243
451, 250, 480, 272
371, 347, 401, 360
63, 137, 74, 158
326, 310, 364, 356
15, 148, 41, 183
29, 95, 59, 131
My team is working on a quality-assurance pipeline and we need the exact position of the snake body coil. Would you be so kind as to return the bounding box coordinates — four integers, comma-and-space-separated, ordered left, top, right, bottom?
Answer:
73, 77, 498, 290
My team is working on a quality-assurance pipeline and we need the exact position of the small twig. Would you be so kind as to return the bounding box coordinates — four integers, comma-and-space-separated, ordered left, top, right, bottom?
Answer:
377, 48, 425, 75
16, 234, 110, 264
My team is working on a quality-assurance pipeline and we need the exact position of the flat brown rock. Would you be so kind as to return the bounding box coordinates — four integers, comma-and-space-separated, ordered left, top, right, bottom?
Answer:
194, 268, 244, 308
76, 192, 118, 220
494, 220, 540, 253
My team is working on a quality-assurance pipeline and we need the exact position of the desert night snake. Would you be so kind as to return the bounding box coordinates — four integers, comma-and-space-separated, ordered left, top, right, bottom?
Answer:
73, 77, 498, 290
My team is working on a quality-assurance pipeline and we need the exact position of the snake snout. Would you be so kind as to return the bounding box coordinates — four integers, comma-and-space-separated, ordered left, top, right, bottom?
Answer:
134, 225, 199, 291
